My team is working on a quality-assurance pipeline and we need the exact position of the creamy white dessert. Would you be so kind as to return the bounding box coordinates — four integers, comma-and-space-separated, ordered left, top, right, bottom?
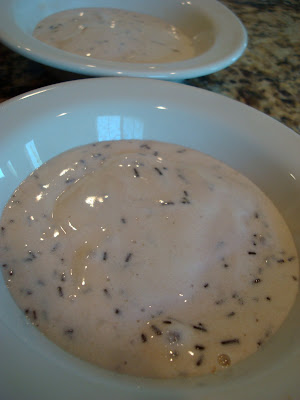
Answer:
33, 8, 196, 63
0, 140, 298, 378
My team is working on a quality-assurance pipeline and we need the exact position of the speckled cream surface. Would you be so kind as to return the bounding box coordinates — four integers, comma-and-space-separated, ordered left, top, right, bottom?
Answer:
33, 8, 196, 63
1, 140, 298, 378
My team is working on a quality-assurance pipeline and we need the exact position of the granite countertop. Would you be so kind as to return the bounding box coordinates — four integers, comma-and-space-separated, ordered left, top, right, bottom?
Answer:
0, 0, 299, 134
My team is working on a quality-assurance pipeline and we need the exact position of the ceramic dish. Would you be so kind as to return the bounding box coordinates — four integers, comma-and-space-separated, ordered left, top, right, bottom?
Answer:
0, 0, 247, 80
0, 77, 299, 400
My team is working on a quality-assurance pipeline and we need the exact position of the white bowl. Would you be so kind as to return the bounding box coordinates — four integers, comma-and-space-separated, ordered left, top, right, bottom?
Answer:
0, 77, 299, 400
0, 0, 247, 80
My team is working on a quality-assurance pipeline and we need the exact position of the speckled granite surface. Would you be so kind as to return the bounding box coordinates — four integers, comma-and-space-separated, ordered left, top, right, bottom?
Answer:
0, 0, 299, 133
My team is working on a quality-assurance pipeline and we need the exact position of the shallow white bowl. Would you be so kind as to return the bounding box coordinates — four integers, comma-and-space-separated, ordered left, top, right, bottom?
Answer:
0, 78, 299, 400
0, 0, 247, 80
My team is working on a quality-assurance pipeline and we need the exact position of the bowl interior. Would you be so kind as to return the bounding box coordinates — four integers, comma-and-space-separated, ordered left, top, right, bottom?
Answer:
0, 78, 299, 400
13, 0, 215, 57
0, 0, 247, 79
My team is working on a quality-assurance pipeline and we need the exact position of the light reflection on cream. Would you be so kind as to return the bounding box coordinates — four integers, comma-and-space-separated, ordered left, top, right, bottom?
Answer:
68, 221, 77, 231
85, 196, 107, 207
59, 168, 73, 176
60, 225, 67, 235
85, 196, 96, 207
36, 192, 43, 202
289, 173, 296, 180
53, 229, 60, 238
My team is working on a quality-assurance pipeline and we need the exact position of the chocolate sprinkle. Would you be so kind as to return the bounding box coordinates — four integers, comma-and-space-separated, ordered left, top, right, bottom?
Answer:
133, 168, 140, 178
203, 283, 209, 288
253, 278, 261, 284
140, 144, 151, 149
103, 251, 107, 261
195, 345, 205, 350
91, 153, 102, 158
163, 320, 172, 324
161, 201, 175, 206
65, 178, 76, 184
221, 339, 240, 345
248, 251, 257, 255
151, 325, 162, 336
193, 323, 207, 332
125, 253, 132, 263
227, 311, 236, 317
57, 286, 64, 297
154, 167, 163, 176
196, 355, 204, 366
141, 333, 147, 342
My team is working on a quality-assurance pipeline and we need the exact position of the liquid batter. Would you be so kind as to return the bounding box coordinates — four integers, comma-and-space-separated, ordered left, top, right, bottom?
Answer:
0, 140, 298, 378
33, 8, 196, 63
